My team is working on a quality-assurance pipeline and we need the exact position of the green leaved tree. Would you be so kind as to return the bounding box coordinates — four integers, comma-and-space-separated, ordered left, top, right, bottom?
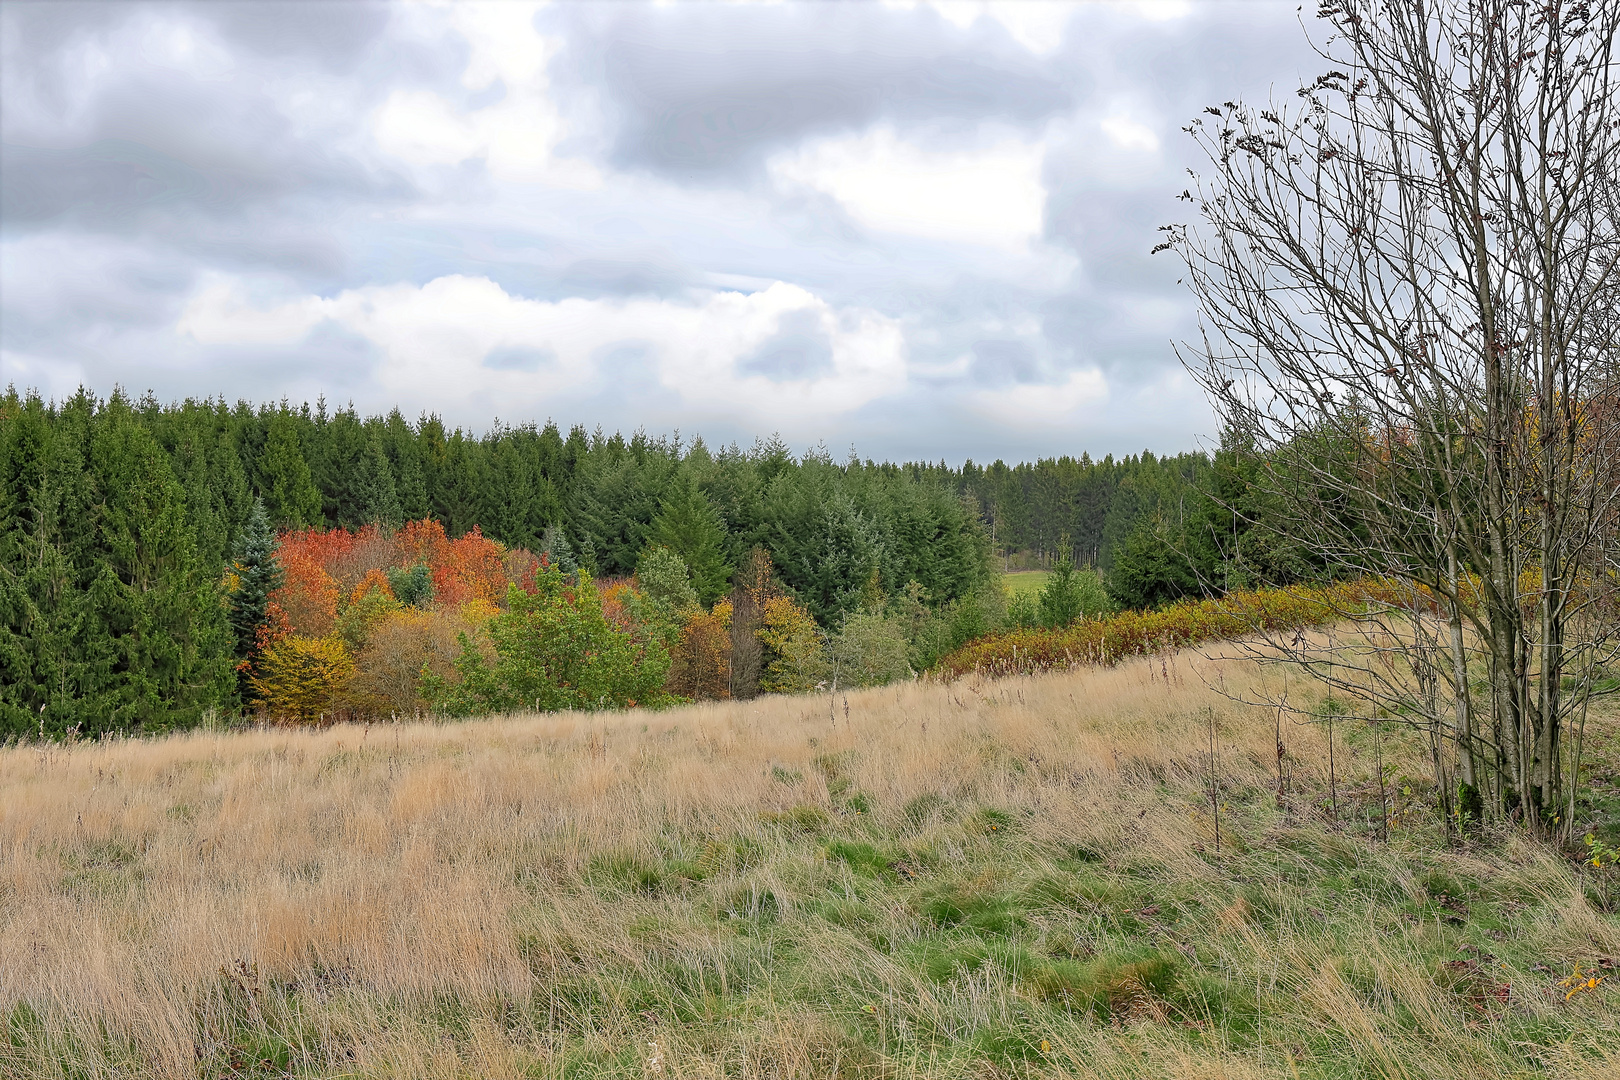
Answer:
425, 568, 671, 715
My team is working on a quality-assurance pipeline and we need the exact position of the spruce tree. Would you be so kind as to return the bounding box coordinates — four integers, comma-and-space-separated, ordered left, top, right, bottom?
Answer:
648, 475, 731, 605
82, 399, 236, 731
259, 416, 322, 527
386, 564, 434, 607
539, 523, 577, 573
355, 435, 402, 527
0, 390, 91, 736
383, 410, 430, 521
228, 498, 282, 697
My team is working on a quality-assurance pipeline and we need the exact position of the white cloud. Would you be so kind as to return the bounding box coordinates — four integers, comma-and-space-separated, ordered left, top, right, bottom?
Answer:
971, 368, 1110, 426
1099, 115, 1160, 154
175, 275, 327, 345
372, 2, 597, 186
372, 89, 484, 166
769, 126, 1045, 249
174, 274, 908, 424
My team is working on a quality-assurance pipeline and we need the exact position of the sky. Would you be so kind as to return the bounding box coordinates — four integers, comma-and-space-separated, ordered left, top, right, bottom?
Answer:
0, 0, 1319, 464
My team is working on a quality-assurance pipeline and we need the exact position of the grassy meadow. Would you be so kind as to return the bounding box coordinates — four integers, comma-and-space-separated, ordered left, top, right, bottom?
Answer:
3, 650, 1618, 1079
1000, 572, 1052, 600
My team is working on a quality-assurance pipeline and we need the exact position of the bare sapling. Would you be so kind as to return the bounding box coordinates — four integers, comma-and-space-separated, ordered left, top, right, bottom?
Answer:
1166, 0, 1620, 839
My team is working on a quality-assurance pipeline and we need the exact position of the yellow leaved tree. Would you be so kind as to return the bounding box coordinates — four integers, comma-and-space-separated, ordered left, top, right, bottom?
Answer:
251, 636, 355, 723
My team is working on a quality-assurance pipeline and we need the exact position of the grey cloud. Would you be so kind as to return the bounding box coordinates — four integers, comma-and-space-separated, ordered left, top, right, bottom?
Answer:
1026, 4, 1313, 387
558, 255, 695, 299
484, 345, 556, 373
199, 1, 392, 71
1, 2, 413, 241
298, 320, 386, 373
1, 139, 257, 228
552, 4, 1073, 181
739, 309, 833, 382
590, 341, 659, 386
969, 340, 1039, 387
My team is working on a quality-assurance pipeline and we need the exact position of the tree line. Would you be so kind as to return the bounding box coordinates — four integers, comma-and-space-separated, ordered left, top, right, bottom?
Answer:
1, 386, 1243, 736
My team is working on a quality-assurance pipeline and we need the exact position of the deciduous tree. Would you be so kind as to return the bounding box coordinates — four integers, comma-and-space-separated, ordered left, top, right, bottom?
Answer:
1168, 0, 1620, 835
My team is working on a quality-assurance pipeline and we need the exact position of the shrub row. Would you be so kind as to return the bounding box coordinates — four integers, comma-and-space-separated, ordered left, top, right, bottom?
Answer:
931, 580, 1404, 681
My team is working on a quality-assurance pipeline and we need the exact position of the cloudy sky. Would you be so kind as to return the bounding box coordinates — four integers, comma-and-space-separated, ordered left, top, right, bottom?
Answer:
1, 0, 1317, 463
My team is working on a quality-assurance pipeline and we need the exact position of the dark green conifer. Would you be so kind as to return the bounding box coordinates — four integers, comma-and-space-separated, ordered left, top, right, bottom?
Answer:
648, 475, 731, 605
386, 564, 435, 608
355, 435, 402, 527
259, 416, 322, 527
227, 499, 282, 696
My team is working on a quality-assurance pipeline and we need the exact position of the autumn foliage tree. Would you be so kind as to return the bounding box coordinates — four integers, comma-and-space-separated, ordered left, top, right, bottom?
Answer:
250, 635, 355, 723
665, 603, 732, 700
347, 608, 465, 718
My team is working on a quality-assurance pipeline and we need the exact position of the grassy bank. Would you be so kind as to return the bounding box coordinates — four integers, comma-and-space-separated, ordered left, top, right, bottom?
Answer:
3, 652, 1617, 1078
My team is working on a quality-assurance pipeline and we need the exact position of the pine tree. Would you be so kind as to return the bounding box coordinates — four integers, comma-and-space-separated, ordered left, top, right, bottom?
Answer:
81, 398, 236, 731
576, 532, 598, 575
228, 498, 283, 697
259, 416, 322, 527
539, 523, 577, 573
386, 563, 434, 607
1036, 544, 1108, 626
354, 435, 402, 527
0, 389, 92, 736
648, 474, 731, 605
1, 393, 238, 735
383, 410, 430, 521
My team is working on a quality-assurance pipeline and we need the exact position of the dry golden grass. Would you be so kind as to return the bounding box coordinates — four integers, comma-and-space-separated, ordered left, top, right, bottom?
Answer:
3, 650, 1616, 1079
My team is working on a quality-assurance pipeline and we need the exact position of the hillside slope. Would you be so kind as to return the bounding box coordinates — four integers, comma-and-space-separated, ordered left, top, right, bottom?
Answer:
3, 653, 1616, 1078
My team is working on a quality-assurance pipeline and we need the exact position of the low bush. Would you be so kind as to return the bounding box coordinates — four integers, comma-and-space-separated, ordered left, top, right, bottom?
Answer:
933, 579, 1403, 679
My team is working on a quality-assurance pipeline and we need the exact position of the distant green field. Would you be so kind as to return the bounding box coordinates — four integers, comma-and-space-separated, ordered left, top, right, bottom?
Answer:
1002, 570, 1051, 598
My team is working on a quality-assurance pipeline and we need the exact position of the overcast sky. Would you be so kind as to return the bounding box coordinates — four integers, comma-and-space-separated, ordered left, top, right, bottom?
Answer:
1, 0, 1318, 463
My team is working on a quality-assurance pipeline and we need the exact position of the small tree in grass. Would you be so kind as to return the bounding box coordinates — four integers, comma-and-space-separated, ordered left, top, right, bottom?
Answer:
1039, 544, 1112, 625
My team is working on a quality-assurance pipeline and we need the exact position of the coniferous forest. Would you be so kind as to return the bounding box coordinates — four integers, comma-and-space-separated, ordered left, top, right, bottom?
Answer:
1, 387, 1277, 736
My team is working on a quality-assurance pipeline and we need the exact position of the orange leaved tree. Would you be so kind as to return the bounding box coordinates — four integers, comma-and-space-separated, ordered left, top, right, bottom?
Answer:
666, 603, 732, 701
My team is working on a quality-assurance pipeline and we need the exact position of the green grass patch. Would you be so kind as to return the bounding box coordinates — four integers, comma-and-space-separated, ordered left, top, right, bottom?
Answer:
1001, 571, 1052, 599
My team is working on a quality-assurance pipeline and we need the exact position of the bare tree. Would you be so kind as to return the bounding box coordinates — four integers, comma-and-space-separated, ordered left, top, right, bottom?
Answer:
1165, 0, 1620, 838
